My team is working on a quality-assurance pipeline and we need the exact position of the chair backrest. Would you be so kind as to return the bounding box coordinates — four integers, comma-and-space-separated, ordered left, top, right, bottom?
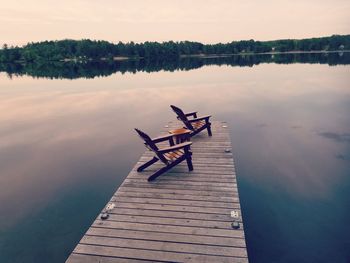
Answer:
170, 105, 194, 130
134, 128, 168, 164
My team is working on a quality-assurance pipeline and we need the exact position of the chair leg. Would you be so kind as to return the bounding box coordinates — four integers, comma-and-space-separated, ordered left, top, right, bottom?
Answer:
148, 165, 171, 181
137, 156, 158, 172
207, 124, 212, 136
147, 156, 185, 181
186, 156, 193, 171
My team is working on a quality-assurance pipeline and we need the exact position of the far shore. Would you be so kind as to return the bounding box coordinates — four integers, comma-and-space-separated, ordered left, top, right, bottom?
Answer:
3, 50, 349, 64
180, 50, 350, 59
116, 49, 350, 61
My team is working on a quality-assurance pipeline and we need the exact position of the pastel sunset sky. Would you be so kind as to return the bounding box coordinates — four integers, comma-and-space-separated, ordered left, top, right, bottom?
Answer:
1, 0, 349, 46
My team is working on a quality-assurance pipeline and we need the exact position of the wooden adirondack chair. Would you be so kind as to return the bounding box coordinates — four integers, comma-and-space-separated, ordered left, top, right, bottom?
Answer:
170, 105, 212, 137
135, 128, 193, 181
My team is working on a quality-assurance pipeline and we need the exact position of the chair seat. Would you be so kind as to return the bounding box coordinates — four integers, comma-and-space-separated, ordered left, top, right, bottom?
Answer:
169, 128, 190, 135
192, 120, 206, 130
164, 149, 185, 162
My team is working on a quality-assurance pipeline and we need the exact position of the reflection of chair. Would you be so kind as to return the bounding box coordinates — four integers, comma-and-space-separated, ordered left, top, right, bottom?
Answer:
135, 129, 193, 181
170, 105, 212, 137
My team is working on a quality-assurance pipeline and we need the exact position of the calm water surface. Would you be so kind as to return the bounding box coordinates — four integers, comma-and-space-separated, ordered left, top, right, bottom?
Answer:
0, 58, 349, 263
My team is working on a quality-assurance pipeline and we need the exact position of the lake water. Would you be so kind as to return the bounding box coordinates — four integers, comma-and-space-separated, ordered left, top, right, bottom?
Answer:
0, 54, 349, 263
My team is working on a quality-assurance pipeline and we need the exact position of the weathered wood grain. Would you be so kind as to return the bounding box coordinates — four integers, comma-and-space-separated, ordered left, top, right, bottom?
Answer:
79, 235, 247, 257
86, 227, 247, 247
73, 244, 248, 263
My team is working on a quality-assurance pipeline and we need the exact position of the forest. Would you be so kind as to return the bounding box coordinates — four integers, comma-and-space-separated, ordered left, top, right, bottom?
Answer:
1, 52, 349, 79
0, 35, 349, 63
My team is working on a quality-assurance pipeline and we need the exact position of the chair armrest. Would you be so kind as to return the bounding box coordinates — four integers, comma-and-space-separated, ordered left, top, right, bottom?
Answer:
185, 111, 197, 118
158, 142, 192, 154
152, 134, 175, 144
188, 115, 211, 122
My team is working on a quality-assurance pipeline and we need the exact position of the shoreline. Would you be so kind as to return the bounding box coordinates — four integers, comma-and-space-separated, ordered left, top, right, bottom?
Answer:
180, 50, 349, 59
2, 50, 348, 64
79, 50, 350, 61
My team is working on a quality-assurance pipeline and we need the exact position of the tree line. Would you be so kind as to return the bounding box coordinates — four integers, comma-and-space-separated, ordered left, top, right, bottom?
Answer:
1, 52, 349, 79
0, 35, 349, 63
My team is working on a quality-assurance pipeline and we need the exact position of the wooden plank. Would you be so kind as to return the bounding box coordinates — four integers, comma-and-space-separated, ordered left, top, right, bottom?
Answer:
114, 191, 239, 203
98, 202, 240, 215
128, 174, 237, 183
139, 158, 235, 165
135, 162, 235, 169
66, 121, 248, 263
131, 168, 236, 176
138, 172, 236, 179
67, 253, 155, 263
79, 235, 248, 257
86, 227, 246, 247
107, 207, 239, 222
101, 214, 241, 229
73, 244, 248, 263
124, 178, 237, 188
114, 186, 238, 197
129, 171, 236, 180
111, 196, 239, 208
120, 182, 238, 193
92, 220, 245, 238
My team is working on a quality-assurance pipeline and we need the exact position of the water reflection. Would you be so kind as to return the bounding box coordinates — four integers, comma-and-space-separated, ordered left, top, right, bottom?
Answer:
0, 59, 349, 263
0, 52, 349, 79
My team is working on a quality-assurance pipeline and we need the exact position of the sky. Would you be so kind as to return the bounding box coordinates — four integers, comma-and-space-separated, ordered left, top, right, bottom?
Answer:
0, 0, 349, 46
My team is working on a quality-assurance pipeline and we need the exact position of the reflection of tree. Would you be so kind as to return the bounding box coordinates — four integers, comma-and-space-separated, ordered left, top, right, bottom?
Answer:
0, 53, 349, 79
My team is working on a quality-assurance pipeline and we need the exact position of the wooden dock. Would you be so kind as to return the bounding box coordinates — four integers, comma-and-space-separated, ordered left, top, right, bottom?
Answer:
66, 121, 249, 263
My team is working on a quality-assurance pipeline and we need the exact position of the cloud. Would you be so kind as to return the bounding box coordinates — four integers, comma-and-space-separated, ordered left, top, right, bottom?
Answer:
318, 132, 350, 144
